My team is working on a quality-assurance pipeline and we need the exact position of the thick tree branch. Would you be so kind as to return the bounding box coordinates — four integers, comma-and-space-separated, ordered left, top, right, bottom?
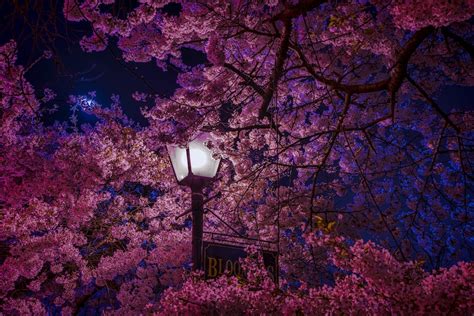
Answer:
259, 19, 292, 119
271, 0, 326, 22
292, 27, 434, 95
387, 26, 435, 93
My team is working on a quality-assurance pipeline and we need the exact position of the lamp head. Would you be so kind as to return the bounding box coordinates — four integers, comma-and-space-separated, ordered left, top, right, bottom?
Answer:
167, 134, 221, 188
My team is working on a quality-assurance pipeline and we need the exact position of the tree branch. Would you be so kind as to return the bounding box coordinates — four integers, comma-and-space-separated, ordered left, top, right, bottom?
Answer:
271, 0, 326, 22
223, 63, 265, 96
441, 27, 474, 60
406, 74, 460, 133
291, 27, 434, 95
308, 93, 352, 229
387, 26, 434, 93
259, 19, 292, 119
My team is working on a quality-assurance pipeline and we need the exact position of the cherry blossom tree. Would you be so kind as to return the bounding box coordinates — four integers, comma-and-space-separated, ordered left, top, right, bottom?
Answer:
159, 234, 473, 314
1, 0, 473, 314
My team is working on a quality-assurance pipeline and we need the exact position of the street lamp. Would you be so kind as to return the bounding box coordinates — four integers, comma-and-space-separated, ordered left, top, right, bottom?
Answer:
167, 134, 221, 270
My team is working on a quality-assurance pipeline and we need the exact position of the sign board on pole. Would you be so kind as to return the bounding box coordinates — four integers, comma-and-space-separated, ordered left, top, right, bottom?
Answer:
202, 241, 278, 282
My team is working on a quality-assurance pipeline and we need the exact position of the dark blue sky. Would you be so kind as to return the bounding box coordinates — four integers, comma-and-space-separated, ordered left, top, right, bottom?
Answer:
0, 1, 200, 126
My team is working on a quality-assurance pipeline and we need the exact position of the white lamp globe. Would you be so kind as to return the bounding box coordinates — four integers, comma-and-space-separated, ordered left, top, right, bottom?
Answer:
167, 134, 221, 184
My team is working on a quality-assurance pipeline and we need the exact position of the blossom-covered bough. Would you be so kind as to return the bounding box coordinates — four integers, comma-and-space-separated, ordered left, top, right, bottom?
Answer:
1, 0, 473, 314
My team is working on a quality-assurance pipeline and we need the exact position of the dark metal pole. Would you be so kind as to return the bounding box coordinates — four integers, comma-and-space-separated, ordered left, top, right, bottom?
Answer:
191, 184, 204, 270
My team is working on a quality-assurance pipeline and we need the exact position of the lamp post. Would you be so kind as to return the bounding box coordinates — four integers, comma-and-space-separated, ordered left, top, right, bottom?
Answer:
167, 134, 221, 270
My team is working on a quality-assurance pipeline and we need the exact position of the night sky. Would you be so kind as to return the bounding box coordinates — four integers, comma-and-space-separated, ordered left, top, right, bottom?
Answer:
0, 1, 205, 126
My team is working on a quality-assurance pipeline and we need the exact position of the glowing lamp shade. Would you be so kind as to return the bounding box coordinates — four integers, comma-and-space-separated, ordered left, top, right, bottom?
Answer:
167, 135, 221, 184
